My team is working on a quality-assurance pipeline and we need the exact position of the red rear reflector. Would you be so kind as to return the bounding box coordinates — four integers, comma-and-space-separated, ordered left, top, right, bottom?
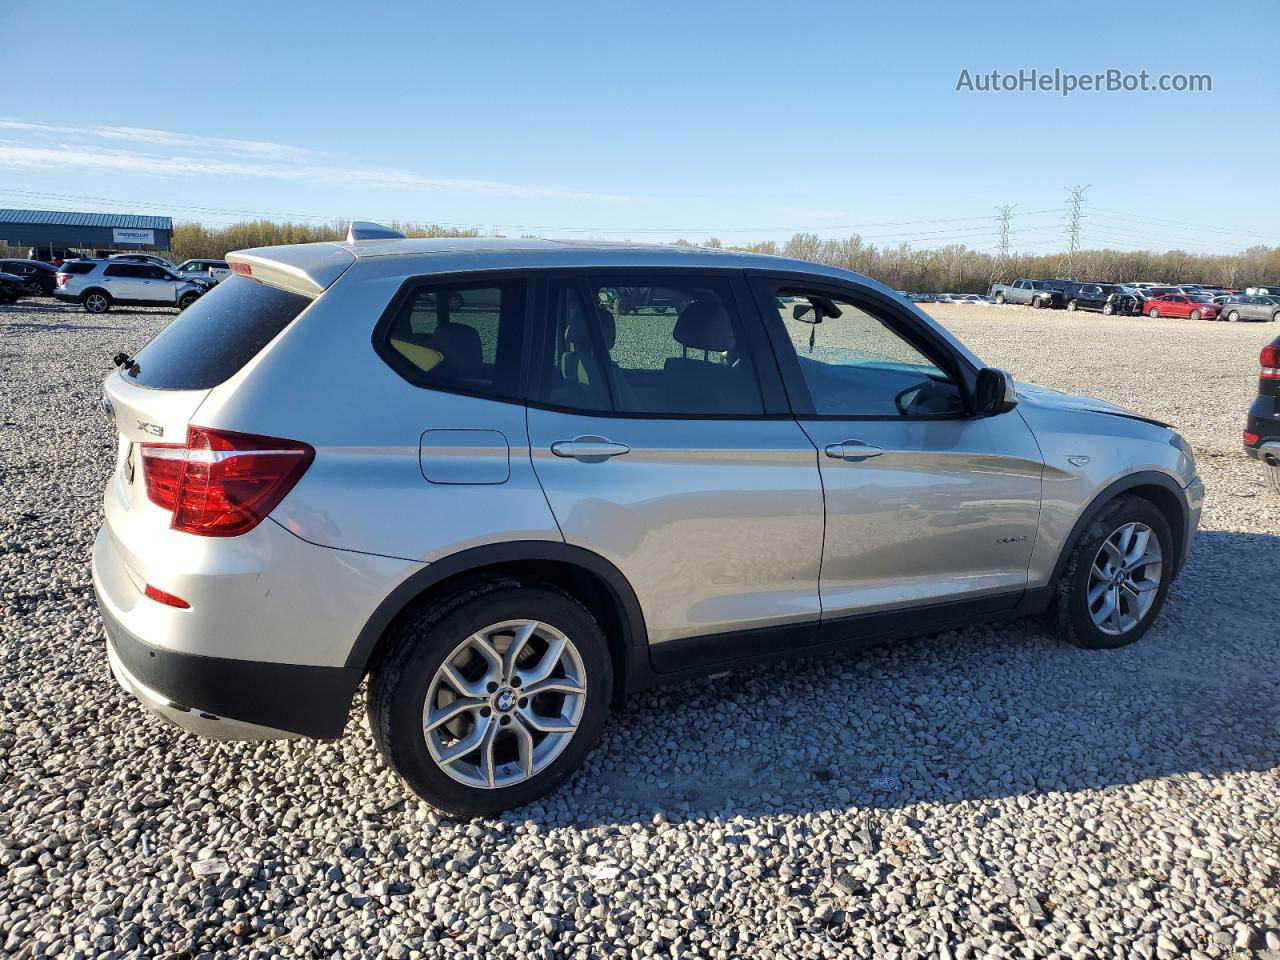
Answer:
1244, 431, 1260, 446
144, 584, 190, 609
1261, 344, 1280, 380
140, 427, 314, 537
230, 262, 252, 276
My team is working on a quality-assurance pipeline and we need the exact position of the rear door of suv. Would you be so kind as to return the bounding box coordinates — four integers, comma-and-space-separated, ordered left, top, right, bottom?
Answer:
525, 270, 825, 671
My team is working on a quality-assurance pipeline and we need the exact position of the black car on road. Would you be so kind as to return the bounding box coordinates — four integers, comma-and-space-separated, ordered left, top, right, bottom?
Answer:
1062, 282, 1140, 316
1244, 334, 1280, 493
0, 272, 33, 304
0, 259, 57, 296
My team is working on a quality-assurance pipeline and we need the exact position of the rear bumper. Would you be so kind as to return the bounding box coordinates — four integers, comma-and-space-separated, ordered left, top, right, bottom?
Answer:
98, 585, 360, 739
53, 291, 79, 303
1245, 394, 1279, 458
89, 511, 413, 739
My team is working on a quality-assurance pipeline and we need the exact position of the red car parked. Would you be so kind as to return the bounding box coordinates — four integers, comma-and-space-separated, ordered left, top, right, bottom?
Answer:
1145, 294, 1219, 321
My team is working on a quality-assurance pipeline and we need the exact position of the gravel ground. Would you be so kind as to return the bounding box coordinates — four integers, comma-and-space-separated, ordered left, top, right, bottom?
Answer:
2, 299, 1278, 960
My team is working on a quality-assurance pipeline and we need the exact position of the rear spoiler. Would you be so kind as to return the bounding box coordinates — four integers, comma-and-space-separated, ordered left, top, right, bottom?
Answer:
225, 243, 356, 298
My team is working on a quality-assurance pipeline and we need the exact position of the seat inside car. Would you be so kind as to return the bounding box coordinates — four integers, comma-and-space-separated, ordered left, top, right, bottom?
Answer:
558, 306, 641, 410
663, 299, 756, 413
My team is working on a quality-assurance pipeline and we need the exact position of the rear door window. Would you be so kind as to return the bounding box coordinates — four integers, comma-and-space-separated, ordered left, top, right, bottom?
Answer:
125, 276, 313, 390
531, 273, 766, 416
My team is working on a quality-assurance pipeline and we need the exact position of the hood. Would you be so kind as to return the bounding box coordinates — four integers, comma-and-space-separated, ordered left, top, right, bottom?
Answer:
1015, 380, 1171, 428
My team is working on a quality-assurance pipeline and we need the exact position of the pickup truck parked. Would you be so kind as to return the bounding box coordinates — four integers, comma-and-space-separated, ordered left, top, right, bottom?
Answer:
989, 278, 1063, 308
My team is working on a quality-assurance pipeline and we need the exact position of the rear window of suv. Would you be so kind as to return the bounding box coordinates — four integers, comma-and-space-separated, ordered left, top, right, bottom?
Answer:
125, 276, 312, 390
61, 261, 96, 274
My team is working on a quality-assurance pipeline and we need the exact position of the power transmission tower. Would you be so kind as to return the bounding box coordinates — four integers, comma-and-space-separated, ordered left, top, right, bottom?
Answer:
992, 204, 1015, 281
1060, 185, 1090, 278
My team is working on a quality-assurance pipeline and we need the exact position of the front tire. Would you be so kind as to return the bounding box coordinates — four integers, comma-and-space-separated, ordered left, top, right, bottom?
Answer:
368, 582, 613, 817
1067, 300, 1078, 312
994, 293, 1006, 305
1102, 303, 1114, 316
1226, 310, 1240, 322
178, 292, 200, 310
1189, 309, 1202, 321
1148, 307, 1159, 318
1051, 496, 1173, 650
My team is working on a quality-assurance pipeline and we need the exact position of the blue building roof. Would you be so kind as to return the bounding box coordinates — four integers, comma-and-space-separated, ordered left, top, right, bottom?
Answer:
0, 208, 172, 231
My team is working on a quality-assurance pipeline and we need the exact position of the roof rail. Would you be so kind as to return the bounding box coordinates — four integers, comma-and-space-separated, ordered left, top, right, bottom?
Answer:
346, 220, 405, 242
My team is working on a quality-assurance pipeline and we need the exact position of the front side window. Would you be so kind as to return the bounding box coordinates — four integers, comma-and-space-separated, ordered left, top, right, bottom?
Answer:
533, 274, 765, 416
768, 289, 965, 418
379, 278, 525, 400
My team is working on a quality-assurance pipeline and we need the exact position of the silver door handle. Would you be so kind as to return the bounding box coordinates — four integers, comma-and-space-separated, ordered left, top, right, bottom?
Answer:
824, 441, 885, 461
551, 436, 631, 462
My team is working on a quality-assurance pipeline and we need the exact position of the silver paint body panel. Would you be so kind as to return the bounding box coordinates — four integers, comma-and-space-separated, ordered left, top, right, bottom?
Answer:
527, 408, 824, 645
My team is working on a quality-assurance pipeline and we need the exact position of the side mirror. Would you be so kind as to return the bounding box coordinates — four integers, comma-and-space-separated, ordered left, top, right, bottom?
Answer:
975, 367, 1018, 416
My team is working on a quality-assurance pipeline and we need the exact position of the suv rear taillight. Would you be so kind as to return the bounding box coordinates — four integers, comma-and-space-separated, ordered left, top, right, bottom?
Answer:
140, 427, 314, 537
55, 272, 71, 287
1261, 343, 1280, 381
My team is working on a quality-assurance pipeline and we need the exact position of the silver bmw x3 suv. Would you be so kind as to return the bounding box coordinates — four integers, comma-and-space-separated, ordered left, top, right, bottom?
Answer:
92, 224, 1204, 815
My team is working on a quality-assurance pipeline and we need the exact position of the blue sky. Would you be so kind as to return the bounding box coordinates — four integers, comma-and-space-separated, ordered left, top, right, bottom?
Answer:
2, 0, 1276, 254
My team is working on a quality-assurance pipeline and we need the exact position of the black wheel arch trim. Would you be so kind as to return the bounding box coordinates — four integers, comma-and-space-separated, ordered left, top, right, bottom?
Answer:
345, 540, 653, 690
1049, 470, 1191, 586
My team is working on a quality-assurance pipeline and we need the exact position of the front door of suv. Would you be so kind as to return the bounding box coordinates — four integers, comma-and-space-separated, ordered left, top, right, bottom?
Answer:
526, 272, 825, 671
749, 276, 1043, 624
138, 265, 179, 304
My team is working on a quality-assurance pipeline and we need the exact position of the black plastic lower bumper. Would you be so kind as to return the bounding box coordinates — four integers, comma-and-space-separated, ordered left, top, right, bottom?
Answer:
97, 593, 361, 739
1245, 393, 1279, 458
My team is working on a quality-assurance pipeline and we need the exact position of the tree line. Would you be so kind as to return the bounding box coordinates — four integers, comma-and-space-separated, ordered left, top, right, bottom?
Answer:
702, 234, 1280, 292
6, 219, 1277, 291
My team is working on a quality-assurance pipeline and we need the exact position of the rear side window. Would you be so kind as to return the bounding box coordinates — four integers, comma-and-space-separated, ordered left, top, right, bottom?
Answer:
377, 278, 526, 401
126, 276, 312, 390
61, 261, 96, 275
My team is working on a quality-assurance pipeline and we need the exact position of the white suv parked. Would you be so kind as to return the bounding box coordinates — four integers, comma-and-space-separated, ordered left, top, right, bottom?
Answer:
55, 259, 210, 313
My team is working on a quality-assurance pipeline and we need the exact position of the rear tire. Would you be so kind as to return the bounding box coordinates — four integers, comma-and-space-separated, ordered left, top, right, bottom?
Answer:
82, 291, 111, 314
368, 582, 613, 817
1050, 496, 1174, 650
1067, 300, 1077, 312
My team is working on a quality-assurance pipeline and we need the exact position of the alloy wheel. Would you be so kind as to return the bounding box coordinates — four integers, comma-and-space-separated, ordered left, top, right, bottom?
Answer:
85, 293, 109, 313
423, 620, 586, 789
1087, 522, 1163, 636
